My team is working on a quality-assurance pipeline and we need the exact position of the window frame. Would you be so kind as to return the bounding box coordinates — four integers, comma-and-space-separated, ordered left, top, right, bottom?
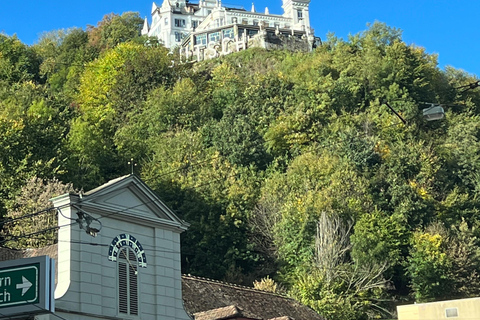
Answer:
175, 31, 183, 42
174, 18, 186, 28
445, 308, 459, 318
117, 247, 140, 318
297, 9, 303, 19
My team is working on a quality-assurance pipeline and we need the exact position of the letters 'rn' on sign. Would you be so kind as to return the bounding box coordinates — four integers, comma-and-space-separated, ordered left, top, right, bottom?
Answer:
0, 256, 54, 318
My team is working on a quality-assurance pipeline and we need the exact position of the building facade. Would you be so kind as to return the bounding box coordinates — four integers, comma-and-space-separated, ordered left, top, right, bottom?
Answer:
142, 0, 317, 61
47, 175, 190, 320
397, 297, 480, 320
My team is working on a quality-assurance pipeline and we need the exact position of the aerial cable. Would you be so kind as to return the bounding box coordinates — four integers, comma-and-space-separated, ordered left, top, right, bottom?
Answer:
456, 80, 480, 93
0, 222, 74, 246
0, 203, 72, 226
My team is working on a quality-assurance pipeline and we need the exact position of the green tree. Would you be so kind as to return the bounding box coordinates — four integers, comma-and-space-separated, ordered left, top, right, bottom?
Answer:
0, 81, 72, 216
288, 213, 389, 320
2, 176, 74, 249
87, 12, 144, 52
0, 34, 41, 84
408, 221, 480, 302
67, 42, 173, 188
34, 28, 96, 97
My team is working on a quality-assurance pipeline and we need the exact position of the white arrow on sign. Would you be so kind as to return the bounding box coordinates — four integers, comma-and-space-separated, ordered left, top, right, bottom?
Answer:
16, 276, 32, 296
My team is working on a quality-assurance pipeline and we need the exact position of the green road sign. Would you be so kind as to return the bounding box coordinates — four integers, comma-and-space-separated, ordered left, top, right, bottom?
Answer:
0, 256, 54, 318
0, 263, 39, 308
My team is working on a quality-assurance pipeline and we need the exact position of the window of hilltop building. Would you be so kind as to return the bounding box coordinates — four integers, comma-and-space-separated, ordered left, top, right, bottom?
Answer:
192, 20, 199, 29
175, 32, 182, 42
118, 247, 139, 316
242, 18, 248, 25
223, 28, 234, 39
231, 17, 238, 24
175, 19, 186, 27
297, 9, 303, 20
274, 22, 280, 28
237, 28, 244, 38
253, 20, 259, 26
208, 31, 221, 43
195, 34, 207, 45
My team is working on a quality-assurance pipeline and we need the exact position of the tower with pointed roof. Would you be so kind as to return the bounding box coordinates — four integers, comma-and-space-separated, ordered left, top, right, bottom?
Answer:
282, 0, 311, 32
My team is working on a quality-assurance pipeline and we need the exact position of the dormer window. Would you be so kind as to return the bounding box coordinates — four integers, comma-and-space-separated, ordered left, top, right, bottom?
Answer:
118, 247, 139, 316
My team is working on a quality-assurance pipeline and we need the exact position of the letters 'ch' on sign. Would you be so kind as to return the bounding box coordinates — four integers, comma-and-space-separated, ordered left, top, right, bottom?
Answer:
0, 256, 54, 317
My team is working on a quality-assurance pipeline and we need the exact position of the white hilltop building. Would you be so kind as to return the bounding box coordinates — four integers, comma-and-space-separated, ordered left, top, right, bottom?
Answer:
141, 0, 319, 61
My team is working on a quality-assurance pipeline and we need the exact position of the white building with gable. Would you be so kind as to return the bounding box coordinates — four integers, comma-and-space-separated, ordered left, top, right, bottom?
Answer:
47, 175, 191, 320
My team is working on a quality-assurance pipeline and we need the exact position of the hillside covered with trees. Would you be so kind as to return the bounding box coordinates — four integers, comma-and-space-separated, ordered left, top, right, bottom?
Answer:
1, 12, 480, 319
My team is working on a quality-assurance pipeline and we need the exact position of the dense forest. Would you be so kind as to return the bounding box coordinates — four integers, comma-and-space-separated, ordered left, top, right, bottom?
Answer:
1, 12, 480, 320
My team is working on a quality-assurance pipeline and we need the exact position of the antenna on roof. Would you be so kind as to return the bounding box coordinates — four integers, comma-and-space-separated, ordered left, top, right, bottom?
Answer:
128, 158, 137, 175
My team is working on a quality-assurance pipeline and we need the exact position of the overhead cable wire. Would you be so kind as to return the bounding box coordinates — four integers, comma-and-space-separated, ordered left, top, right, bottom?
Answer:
455, 80, 480, 93
0, 203, 73, 226
0, 221, 77, 246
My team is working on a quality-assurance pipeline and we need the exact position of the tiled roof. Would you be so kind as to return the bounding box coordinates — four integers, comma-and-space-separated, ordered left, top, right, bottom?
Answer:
0, 247, 23, 261
193, 305, 241, 320
182, 275, 324, 320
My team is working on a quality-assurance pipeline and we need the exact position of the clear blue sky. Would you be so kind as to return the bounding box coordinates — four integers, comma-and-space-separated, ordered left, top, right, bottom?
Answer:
0, 0, 478, 77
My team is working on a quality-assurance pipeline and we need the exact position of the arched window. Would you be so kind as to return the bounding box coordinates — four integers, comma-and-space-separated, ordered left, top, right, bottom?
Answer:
118, 247, 139, 316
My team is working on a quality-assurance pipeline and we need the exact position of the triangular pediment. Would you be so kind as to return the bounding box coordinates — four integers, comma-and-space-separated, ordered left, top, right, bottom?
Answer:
78, 175, 188, 230
89, 186, 170, 220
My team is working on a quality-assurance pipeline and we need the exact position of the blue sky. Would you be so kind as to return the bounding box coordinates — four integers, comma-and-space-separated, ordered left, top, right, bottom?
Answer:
0, 0, 478, 77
